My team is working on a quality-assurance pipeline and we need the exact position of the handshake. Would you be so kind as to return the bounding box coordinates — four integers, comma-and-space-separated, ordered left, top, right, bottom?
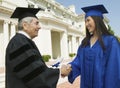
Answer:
60, 64, 72, 77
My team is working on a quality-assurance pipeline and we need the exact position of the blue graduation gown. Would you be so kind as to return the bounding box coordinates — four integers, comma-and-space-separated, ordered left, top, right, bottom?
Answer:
68, 35, 120, 88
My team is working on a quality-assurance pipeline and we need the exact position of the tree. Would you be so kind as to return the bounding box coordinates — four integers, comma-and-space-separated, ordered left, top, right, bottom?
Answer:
116, 36, 120, 42
108, 25, 114, 35
108, 25, 120, 42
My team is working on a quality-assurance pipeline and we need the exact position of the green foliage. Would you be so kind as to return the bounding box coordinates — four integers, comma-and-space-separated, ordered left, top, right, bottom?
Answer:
42, 55, 51, 62
118, 38, 120, 42
116, 36, 120, 42
108, 25, 120, 42
69, 53, 76, 57
108, 25, 114, 35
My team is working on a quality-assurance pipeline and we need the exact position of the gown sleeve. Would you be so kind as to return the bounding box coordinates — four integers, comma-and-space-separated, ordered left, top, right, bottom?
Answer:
6, 37, 59, 88
104, 37, 120, 88
68, 46, 83, 83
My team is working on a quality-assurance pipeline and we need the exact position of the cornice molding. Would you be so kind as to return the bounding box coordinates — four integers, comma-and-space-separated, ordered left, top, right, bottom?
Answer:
0, 5, 13, 15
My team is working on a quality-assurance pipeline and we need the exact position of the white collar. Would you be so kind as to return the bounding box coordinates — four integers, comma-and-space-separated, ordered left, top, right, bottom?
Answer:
18, 31, 31, 39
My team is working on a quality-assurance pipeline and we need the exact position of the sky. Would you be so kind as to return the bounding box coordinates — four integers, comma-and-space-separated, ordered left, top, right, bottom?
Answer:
56, 0, 120, 37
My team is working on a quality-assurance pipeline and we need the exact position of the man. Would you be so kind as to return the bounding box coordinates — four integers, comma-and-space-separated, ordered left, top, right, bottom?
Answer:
6, 7, 71, 88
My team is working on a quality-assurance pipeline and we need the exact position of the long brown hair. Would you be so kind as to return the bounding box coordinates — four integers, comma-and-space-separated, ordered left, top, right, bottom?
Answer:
81, 16, 112, 50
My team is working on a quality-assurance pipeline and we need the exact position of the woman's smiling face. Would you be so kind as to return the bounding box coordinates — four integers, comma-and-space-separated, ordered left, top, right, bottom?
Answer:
85, 16, 96, 35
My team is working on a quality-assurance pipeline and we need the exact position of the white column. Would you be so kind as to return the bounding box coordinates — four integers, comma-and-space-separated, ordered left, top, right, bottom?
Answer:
0, 20, 4, 67
75, 37, 80, 53
3, 21, 9, 49
68, 35, 72, 53
3, 21, 9, 67
79, 35, 84, 45
72, 35, 76, 53
10, 23, 16, 39
34, 27, 53, 58
60, 31, 69, 59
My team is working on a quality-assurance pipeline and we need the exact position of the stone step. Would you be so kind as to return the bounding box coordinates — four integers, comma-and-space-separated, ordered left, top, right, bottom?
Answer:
0, 73, 5, 88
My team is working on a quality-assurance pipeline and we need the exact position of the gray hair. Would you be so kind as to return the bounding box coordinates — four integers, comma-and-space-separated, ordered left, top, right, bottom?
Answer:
18, 17, 34, 30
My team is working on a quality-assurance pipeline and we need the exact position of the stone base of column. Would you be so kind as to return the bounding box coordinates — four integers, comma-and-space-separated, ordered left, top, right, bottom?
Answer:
0, 67, 5, 88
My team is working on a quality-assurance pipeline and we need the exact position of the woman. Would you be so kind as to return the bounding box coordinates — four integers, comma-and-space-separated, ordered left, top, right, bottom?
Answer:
62, 4, 120, 88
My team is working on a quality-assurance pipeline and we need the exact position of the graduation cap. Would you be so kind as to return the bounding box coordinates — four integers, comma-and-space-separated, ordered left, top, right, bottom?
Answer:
11, 7, 44, 21
81, 4, 108, 19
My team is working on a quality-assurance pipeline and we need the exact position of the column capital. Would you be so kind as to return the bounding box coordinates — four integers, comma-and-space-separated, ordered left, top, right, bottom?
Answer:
10, 21, 17, 25
10, 19, 18, 25
4, 20, 10, 24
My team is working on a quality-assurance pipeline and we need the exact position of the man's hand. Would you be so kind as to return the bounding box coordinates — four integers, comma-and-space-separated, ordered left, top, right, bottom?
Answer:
60, 64, 72, 77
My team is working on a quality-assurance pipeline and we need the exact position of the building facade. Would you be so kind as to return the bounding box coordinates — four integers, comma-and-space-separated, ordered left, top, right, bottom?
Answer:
0, 0, 86, 67
0, 0, 109, 87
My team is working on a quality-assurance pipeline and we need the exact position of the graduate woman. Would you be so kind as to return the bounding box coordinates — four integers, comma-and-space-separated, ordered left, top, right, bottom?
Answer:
61, 4, 120, 88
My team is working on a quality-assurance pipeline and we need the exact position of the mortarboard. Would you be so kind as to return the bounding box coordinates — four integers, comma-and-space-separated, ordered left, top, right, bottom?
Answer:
81, 4, 108, 19
11, 7, 44, 21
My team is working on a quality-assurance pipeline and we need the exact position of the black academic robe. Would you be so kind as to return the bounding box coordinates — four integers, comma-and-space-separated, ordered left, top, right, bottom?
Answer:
5, 33, 59, 88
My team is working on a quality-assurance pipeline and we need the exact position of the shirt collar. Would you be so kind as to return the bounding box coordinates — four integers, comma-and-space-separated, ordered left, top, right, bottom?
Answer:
18, 31, 31, 39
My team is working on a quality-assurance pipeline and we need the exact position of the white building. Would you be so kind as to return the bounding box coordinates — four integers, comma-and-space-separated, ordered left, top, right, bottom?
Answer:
0, 0, 109, 87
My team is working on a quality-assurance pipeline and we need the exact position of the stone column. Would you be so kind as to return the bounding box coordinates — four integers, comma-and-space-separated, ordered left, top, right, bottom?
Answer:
3, 21, 9, 49
3, 21, 10, 67
71, 35, 76, 53
60, 31, 69, 59
79, 35, 84, 45
10, 23, 16, 39
68, 35, 72, 53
